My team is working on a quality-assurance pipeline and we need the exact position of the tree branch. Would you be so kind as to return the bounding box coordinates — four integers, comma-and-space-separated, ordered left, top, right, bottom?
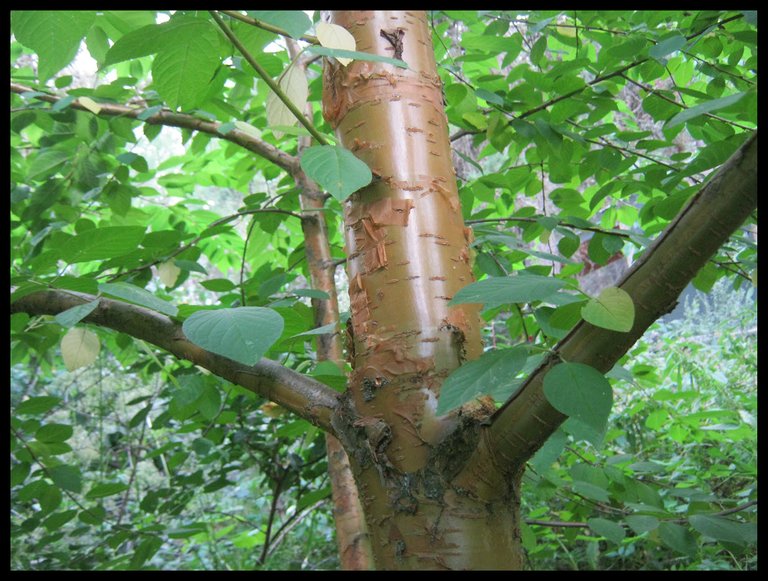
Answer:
456, 132, 757, 485
10, 290, 340, 434
220, 10, 320, 45
10, 82, 298, 174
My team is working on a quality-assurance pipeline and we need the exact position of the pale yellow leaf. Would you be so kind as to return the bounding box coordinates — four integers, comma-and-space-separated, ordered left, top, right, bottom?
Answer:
61, 327, 100, 371
157, 261, 181, 287
266, 64, 308, 138
316, 22, 356, 66
234, 120, 261, 139
78, 96, 102, 115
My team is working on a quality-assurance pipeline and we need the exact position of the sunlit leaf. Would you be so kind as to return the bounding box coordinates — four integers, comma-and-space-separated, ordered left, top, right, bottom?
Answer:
316, 22, 356, 66
60, 327, 100, 371
12, 11, 95, 80
581, 287, 635, 332
266, 65, 309, 137
157, 261, 181, 287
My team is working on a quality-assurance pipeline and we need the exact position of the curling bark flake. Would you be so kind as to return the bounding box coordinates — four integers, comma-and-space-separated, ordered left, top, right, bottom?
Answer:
324, 10, 483, 464
322, 11, 524, 569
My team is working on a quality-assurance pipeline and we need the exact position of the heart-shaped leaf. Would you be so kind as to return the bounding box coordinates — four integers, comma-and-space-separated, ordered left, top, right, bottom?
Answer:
300, 145, 372, 201
581, 286, 635, 332
182, 307, 284, 366
316, 22, 356, 66
61, 328, 100, 371
543, 362, 613, 437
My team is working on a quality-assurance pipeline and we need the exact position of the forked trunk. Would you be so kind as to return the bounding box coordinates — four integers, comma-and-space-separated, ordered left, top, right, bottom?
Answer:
323, 10, 524, 569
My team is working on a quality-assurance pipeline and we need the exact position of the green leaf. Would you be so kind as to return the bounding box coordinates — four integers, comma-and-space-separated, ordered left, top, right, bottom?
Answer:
581, 287, 635, 332
17, 396, 62, 415
248, 10, 312, 39
543, 363, 613, 437
574, 481, 610, 503
151, 20, 221, 110
689, 515, 755, 545
625, 515, 659, 535
103, 23, 165, 65
42, 509, 78, 532
130, 535, 163, 569
450, 274, 569, 308
665, 92, 747, 128
529, 429, 567, 472
196, 385, 222, 420
436, 347, 527, 415
98, 282, 178, 317
137, 105, 163, 121
86, 482, 129, 499
54, 300, 100, 328
78, 505, 106, 525
293, 322, 338, 338
293, 288, 331, 300
48, 464, 82, 493
659, 522, 697, 556
11, 462, 31, 487
649, 33, 686, 61
35, 423, 73, 443
306, 45, 409, 69
27, 150, 70, 181
182, 307, 284, 366
300, 145, 372, 202
12, 11, 95, 80
587, 518, 626, 544
200, 278, 236, 292
61, 226, 146, 263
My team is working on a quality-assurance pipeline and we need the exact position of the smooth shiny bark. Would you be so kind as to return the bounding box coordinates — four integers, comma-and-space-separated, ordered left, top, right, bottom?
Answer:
323, 11, 523, 569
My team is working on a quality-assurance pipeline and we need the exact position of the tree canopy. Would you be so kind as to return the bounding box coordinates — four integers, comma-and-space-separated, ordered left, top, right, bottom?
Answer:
10, 10, 756, 570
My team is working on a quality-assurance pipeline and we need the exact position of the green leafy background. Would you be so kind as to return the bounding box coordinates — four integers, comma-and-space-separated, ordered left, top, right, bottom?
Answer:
10, 9, 756, 571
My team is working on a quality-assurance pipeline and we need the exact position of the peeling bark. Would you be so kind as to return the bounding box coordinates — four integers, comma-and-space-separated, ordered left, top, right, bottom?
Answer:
323, 11, 523, 569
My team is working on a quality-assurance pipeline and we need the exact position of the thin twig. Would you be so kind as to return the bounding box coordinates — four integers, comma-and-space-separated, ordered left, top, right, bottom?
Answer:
220, 10, 319, 45
210, 11, 328, 146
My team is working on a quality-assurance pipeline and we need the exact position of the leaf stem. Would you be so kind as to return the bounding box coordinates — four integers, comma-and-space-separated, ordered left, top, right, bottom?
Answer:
210, 11, 329, 146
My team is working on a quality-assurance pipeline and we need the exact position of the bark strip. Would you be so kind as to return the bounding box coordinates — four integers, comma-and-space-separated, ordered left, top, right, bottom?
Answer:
11, 290, 340, 432
324, 10, 483, 472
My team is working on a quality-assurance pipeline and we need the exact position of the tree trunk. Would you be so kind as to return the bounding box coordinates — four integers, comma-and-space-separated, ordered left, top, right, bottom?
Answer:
322, 10, 524, 569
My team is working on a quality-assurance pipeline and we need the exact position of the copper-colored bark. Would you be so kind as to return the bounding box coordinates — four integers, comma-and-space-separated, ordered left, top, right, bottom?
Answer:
323, 11, 523, 569
325, 10, 483, 470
